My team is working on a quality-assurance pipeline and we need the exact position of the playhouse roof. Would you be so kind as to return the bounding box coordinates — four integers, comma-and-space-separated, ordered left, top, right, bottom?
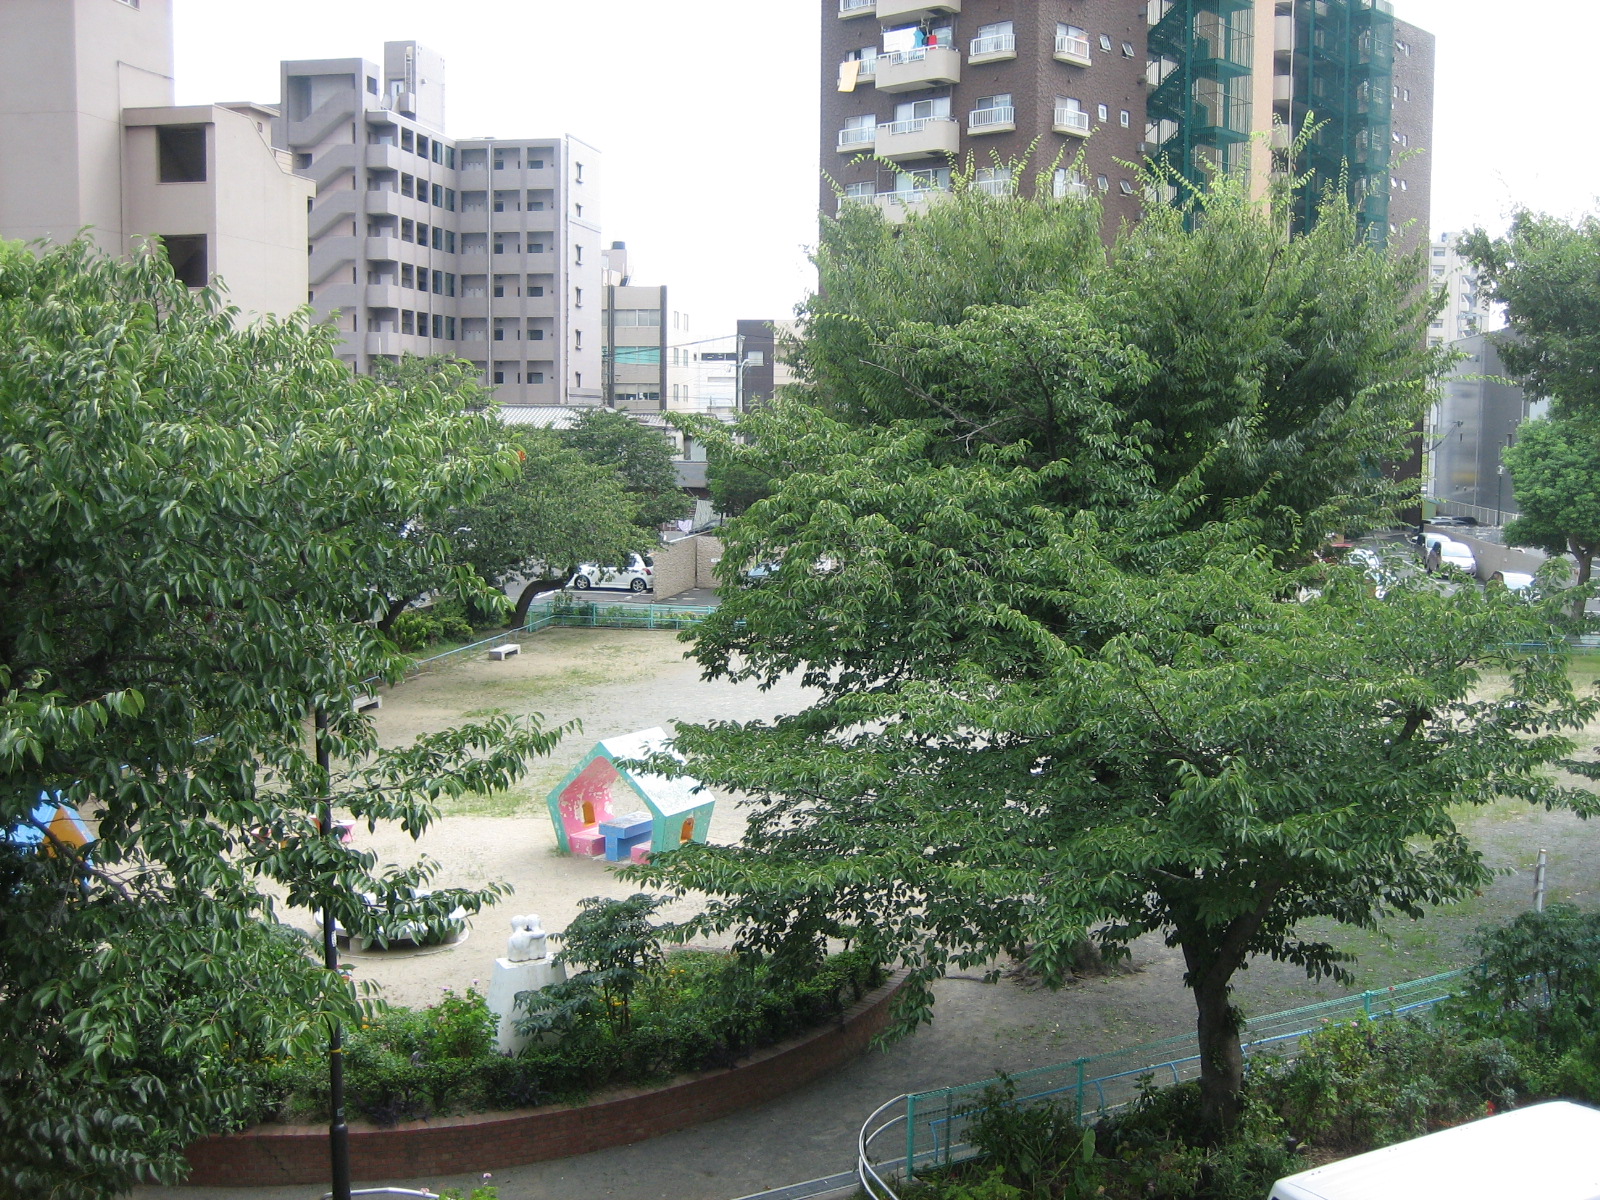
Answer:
597, 727, 711, 817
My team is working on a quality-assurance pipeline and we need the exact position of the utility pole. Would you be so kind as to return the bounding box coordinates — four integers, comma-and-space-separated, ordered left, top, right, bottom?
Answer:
316, 706, 352, 1200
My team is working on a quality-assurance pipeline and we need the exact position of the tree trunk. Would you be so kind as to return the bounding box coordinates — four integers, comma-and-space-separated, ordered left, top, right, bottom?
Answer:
1192, 974, 1245, 1138
512, 577, 564, 628
376, 596, 412, 638
1572, 545, 1593, 623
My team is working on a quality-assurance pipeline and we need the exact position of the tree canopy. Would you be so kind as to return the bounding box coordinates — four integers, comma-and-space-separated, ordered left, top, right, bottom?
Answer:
628, 182, 1595, 1138
1504, 417, 1600, 614
1464, 212, 1600, 421
558, 406, 693, 530
0, 242, 559, 1195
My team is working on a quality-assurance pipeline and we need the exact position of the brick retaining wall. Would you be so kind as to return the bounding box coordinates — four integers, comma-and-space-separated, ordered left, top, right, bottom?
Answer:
181, 970, 906, 1186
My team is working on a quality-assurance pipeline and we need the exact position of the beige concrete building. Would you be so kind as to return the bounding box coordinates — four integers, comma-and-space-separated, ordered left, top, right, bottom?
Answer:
0, 0, 312, 318
278, 42, 606, 404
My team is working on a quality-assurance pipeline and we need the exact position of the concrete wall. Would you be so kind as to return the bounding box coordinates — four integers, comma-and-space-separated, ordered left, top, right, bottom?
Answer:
122, 105, 314, 320
0, 0, 175, 251
650, 535, 724, 600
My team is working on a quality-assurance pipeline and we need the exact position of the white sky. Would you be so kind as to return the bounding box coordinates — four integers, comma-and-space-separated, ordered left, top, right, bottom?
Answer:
172, 0, 1598, 337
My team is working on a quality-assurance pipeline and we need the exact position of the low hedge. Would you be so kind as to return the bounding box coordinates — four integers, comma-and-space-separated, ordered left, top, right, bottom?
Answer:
252, 947, 884, 1126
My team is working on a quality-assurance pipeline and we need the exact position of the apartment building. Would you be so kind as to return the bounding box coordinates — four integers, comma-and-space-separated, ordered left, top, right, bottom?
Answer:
278, 42, 604, 404
0, 0, 312, 318
822, 0, 1433, 247
601, 242, 668, 413
824, 0, 1150, 222
1426, 232, 1498, 350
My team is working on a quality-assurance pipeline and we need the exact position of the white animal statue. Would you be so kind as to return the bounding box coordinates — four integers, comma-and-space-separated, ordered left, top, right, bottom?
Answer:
505, 913, 548, 963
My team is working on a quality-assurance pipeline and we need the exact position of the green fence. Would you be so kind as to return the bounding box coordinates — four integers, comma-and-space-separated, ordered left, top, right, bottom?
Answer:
401, 601, 717, 677
899, 969, 1466, 1179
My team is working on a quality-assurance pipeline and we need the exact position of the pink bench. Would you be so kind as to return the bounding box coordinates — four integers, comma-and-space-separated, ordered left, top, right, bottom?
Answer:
569, 827, 606, 857
630, 843, 651, 865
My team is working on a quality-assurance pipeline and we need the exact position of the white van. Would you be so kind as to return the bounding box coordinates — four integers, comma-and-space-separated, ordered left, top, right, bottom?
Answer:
1267, 1101, 1600, 1200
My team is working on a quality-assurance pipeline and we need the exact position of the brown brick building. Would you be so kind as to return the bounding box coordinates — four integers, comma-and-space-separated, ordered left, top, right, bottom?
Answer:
820, 1, 1434, 250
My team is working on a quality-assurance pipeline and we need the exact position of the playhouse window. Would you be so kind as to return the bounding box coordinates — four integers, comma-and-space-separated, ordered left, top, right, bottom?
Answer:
680, 817, 695, 844
582, 801, 595, 825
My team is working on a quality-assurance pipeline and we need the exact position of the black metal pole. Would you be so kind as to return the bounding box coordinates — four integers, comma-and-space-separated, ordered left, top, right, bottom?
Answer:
316, 706, 352, 1200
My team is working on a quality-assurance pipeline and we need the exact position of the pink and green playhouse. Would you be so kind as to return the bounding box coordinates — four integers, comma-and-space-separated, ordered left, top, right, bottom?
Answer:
545, 727, 716, 863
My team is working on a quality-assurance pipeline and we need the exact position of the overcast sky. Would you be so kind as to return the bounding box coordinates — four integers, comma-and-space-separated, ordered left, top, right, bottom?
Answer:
173, 0, 1595, 337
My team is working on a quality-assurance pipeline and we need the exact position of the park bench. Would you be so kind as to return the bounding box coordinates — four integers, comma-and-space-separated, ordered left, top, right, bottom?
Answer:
353, 694, 382, 712
488, 643, 520, 661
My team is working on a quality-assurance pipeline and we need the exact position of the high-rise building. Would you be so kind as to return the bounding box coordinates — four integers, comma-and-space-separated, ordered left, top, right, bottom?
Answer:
1427, 231, 1499, 350
821, 0, 1433, 246
601, 242, 668, 414
278, 42, 604, 404
824, 1, 1149, 224
0, 0, 312, 319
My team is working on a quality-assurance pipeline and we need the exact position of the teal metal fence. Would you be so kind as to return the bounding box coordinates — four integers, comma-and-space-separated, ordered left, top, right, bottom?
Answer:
400, 601, 717, 677
894, 969, 1466, 1181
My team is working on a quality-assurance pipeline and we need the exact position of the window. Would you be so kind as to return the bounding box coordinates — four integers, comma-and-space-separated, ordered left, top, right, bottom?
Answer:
972, 20, 1013, 56
526, 279, 544, 295
526, 192, 546, 209
1095, 174, 1109, 191
401, 263, 414, 288
493, 370, 505, 384
445, 231, 456, 253
418, 223, 429, 245
446, 146, 456, 169
417, 135, 430, 159
529, 158, 545, 169
574, 330, 583, 349
575, 244, 584, 265
444, 273, 456, 296
1121, 41, 1136, 57
401, 311, 414, 335
842, 181, 874, 200
432, 141, 443, 164
613, 309, 662, 327
1097, 103, 1109, 121
160, 235, 207, 287
527, 370, 545, 384
1056, 23, 1090, 61
894, 96, 951, 123
433, 314, 444, 339
575, 203, 584, 218
1119, 179, 1135, 195
401, 129, 414, 152
157, 126, 207, 183
527, 240, 543, 254
446, 316, 456, 339
529, 328, 545, 340
974, 166, 1011, 196
444, 188, 456, 211
1098, 34, 1113, 51
401, 174, 414, 198
574, 287, 583, 307
1120, 109, 1131, 128
575, 162, 584, 183
366, 75, 378, 94
612, 346, 661, 365
432, 271, 444, 295
431, 183, 443, 207
401, 219, 414, 243
1053, 167, 1088, 199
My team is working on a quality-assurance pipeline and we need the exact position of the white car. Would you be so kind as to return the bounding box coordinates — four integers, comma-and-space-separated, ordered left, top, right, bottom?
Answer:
1422, 533, 1476, 576
567, 553, 654, 593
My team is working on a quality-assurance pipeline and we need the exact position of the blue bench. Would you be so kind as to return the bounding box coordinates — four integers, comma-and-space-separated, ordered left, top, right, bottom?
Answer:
599, 810, 654, 862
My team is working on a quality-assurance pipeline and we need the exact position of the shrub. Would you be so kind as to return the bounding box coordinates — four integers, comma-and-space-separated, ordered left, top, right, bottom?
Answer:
960, 1075, 1098, 1200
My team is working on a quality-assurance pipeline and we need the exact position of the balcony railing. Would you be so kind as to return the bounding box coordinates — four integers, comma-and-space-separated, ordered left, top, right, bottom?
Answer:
1055, 34, 1092, 64
968, 105, 1015, 130
879, 187, 948, 206
877, 116, 949, 137
969, 32, 1015, 57
839, 0, 875, 13
855, 55, 879, 79
838, 126, 877, 149
1054, 106, 1091, 135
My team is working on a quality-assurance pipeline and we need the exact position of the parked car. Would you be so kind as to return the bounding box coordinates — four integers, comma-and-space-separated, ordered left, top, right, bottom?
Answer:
567, 553, 654, 592
1488, 569, 1535, 592
1422, 533, 1476, 576
1346, 547, 1395, 599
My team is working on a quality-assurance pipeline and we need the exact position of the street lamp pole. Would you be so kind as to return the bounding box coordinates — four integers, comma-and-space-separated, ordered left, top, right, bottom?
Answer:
316, 706, 352, 1200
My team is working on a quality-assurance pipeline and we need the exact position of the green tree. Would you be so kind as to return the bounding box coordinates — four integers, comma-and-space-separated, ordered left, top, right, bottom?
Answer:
1464, 212, 1600, 420
450, 427, 647, 626
627, 183, 1588, 1140
706, 446, 775, 519
0, 241, 561, 1195
559, 407, 693, 530
799, 174, 1441, 557
1503, 416, 1600, 617
631, 406, 1596, 1137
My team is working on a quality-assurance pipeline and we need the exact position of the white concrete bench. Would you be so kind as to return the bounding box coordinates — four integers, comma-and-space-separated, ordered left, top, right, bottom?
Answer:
488, 643, 520, 661
353, 694, 382, 712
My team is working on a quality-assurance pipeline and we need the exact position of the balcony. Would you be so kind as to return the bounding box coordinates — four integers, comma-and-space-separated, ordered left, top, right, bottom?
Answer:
1054, 34, 1092, 66
838, 0, 874, 15
968, 32, 1015, 64
876, 45, 961, 93
1053, 106, 1091, 137
875, 115, 960, 160
968, 105, 1015, 135
837, 125, 877, 153
872, 187, 951, 222
875, 0, 958, 19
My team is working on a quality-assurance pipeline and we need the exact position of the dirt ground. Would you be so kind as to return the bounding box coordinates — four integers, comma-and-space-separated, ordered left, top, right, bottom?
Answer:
143, 630, 1600, 1200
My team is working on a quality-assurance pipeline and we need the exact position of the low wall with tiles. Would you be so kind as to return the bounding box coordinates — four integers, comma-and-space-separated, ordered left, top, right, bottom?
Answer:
181, 970, 905, 1186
